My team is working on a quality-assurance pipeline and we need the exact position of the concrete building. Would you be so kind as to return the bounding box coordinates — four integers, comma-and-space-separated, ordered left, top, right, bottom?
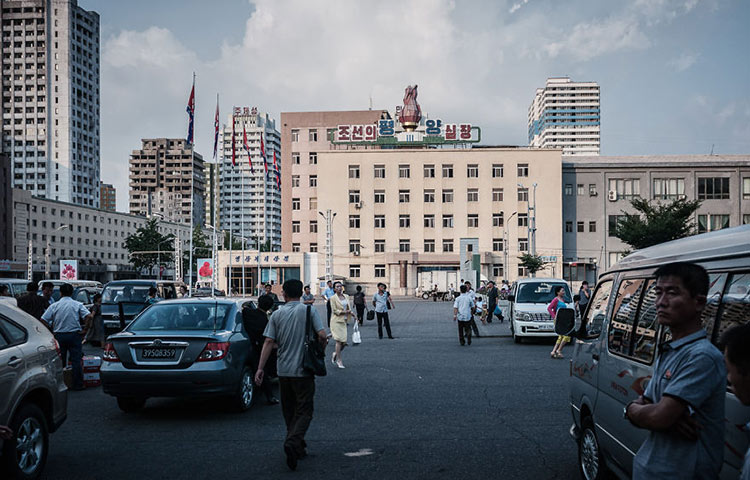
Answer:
1, 0, 101, 207
218, 108, 281, 251
216, 249, 318, 296
561, 155, 750, 284
528, 77, 600, 156
129, 138, 205, 227
11, 188, 191, 281
99, 182, 115, 211
315, 148, 564, 295
280, 110, 386, 252
1, 153, 12, 261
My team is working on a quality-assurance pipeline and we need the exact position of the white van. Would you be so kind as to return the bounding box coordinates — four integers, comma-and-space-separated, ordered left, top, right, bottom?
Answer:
562, 225, 750, 479
507, 277, 572, 343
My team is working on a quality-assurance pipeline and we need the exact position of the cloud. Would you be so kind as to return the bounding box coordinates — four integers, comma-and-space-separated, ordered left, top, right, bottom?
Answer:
509, 0, 529, 14
668, 52, 698, 72
542, 15, 650, 61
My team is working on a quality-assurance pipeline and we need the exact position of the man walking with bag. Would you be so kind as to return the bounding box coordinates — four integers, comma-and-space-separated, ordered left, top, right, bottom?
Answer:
256, 279, 327, 471
486, 281, 499, 324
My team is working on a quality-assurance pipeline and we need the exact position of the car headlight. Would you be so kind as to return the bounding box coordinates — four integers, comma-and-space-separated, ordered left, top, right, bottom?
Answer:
516, 311, 532, 321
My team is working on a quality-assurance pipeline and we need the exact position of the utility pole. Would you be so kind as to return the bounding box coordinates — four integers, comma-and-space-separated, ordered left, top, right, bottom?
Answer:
530, 182, 538, 257
174, 232, 181, 282
27, 239, 32, 281
319, 209, 336, 282
503, 211, 518, 282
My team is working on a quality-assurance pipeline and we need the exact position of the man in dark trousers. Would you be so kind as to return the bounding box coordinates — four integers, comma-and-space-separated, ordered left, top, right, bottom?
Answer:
242, 295, 278, 405
465, 281, 480, 336
255, 279, 327, 471
578, 281, 591, 315
321, 280, 334, 327
17, 281, 51, 325
486, 280, 499, 323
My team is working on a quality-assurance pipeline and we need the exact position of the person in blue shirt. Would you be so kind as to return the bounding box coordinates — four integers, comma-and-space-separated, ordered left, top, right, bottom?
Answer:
548, 286, 569, 359
721, 324, 750, 480
321, 280, 335, 327
625, 262, 726, 479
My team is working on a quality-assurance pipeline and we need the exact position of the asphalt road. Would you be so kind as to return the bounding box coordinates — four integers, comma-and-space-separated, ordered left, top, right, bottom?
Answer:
43, 300, 580, 480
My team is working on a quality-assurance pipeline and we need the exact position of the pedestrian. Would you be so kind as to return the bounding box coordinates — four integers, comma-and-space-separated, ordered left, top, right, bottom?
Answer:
242, 295, 279, 405
84, 293, 105, 347
448, 283, 455, 300
178, 285, 188, 298
17, 281, 50, 324
0, 285, 9, 296
372, 282, 394, 339
476, 295, 488, 325
255, 279, 327, 471
263, 283, 280, 303
352, 285, 366, 325
453, 284, 475, 345
301, 285, 315, 305
145, 286, 160, 305
321, 280, 334, 327
464, 281, 480, 337
40, 281, 54, 305
578, 281, 591, 314
625, 262, 726, 479
486, 280, 498, 324
548, 286, 569, 359
41, 283, 93, 391
330, 281, 352, 369
721, 324, 750, 479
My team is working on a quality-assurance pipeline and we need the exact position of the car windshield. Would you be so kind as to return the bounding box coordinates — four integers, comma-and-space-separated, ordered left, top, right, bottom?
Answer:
516, 282, 572, 304
102, 284, 151, 304
128, 303, 233, 331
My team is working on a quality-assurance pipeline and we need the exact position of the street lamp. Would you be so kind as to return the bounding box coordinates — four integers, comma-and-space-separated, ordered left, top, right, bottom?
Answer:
503, 211, 518, 281
46, 225, 69, 279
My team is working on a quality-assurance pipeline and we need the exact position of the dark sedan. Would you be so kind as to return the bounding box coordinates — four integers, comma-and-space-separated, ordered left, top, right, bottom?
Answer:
100, 297, 257, 413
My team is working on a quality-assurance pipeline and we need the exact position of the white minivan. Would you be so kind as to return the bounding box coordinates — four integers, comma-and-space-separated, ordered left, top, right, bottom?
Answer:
562, 225, 750, 479
508, 277, 572, 343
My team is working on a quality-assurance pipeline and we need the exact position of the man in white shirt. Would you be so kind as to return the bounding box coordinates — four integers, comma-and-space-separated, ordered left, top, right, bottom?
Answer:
453, 285, 475, 346
464, 281, 480, 337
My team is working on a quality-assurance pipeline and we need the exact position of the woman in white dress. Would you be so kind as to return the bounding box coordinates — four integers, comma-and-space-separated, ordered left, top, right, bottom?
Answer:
329, 281, 352, 369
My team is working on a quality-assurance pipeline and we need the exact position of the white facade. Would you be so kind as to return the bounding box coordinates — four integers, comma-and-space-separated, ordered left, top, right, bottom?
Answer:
528, 77, 600, 156
0, 0, 101, 207
218, 108, 281, 251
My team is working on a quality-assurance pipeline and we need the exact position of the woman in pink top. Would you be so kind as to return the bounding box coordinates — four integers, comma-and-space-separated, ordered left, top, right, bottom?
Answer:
548, 286, 569, 359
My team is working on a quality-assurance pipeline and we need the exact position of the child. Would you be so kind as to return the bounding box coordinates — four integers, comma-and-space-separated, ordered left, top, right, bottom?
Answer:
475, 295, 488, 324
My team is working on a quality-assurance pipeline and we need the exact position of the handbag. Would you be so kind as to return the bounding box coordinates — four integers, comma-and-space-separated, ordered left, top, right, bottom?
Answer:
352, 320, 361, 345
366, 308, 375, 321
302, 305, 327, 377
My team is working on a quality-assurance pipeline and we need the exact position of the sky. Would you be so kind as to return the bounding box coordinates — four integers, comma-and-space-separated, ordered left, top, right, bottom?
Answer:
79, 0, 750, 211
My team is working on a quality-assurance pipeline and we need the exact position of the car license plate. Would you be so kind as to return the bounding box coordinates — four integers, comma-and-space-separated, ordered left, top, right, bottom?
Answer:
142, 348, 176, 359
540, 324, 554, 331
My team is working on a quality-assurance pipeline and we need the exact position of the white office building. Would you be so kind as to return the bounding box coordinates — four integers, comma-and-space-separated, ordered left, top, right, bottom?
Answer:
528, 77, 600, 156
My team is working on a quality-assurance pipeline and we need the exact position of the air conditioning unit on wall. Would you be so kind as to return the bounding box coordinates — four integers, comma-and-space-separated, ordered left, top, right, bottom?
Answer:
607, 190, 617, 202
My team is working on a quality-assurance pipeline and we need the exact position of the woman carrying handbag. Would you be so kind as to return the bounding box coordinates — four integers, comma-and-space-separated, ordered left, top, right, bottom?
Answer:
329, 281, 352, 369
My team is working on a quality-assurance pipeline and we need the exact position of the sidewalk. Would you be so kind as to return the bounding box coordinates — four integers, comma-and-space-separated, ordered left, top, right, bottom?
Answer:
476, 300, 512, 337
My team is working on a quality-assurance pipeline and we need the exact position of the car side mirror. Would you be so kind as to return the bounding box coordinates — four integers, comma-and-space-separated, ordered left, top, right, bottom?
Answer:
507, 294, 515, 302
554, 308, 577, 337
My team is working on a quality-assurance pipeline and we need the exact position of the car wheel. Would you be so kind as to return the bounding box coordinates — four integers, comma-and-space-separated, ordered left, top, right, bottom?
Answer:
0, 403, 49, 480
421, 292, 430, 300
230, 367, 254, 412
116, 396, 146, 413
579, 416, 607, 480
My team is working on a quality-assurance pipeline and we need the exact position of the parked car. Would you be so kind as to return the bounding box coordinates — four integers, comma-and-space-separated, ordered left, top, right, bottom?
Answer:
0, 301, 67, 479
507, 277, 572, 343
563, 225, 750, 480
100, 297, 257, 413
193, 287, 226, 297
0, 279, 32, 299
100, 280, 179, 335
49, 285, 101, 308
38, 280, 103, 290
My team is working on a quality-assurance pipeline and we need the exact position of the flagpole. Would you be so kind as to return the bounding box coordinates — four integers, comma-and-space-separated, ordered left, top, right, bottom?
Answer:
228, 112, 234, 295
212, 92, 219, 299
240, 112, 246, 295
187, 71, 196, 296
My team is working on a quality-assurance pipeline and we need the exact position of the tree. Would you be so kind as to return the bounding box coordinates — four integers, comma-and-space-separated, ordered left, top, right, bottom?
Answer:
222, 231, 244, 250
518, 253, 548, 275
184, 224, 212, 275
124, 218, 174, 273
614, 197, 701, 250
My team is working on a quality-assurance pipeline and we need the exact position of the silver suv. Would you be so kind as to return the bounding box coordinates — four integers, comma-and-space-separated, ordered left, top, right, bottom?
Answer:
0, 299, 67, 479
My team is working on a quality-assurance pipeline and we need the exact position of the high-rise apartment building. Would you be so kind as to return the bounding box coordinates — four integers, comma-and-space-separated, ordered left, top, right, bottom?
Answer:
99, 182, 115, 211
0, 0, 101, 206
280, 110, 386, 252
129, 138, 205, 226
0, 153, 12, 260
528, 77, 600, 156
218, 108, 281, 250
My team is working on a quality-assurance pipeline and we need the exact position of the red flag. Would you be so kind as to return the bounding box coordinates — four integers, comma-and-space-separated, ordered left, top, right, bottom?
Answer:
230, 115, 236, 167
272, 149, 281, 190
260, 132, 268, 176
185, 80, 195, 144
242, 124, 254, 173
212, 95, 219, 159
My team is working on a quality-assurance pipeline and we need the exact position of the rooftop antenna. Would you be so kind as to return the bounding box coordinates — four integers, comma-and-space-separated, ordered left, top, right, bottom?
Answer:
709, 144, 715, 155
369, 93, 372, 111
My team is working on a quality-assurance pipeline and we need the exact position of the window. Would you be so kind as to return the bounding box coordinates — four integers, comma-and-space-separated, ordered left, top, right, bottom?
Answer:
348, 165, 360, 179
492, 188, 504, 202
581, 280, 613, 339
424, 215, 435, 228
492, 265, 504, 278
291, 129, 299, 142
424, 239, 435, 252
374, 190, 385, 203
424, 189, 435, 203
715, 273, 750, 341
744, 214, 750, 225
565, 221, 573, 233
292, 198, 300, 210
574, 221, 583, 233
349, 190, 360, 204
374, 240, 385, 253
308, 129, 318, 142
518, 188, 528, 202
492, 238, 503, 252
309, 220, 318, 233
697, 214, 730, 233
309, 197, 317, 209
517, 163, 529, 177
399, 239, 410, 252
442, 215, 454, 228
349, 240, 360, 254
467, 189, 479, 202
492, 164, 503, 178
700, 273, 728, 341
374, 265, 386, 277
744, 177, 750, 200
698, 177, 730, 200
442, 164, 453, 178
442, 239, 454, 252
399, 165, 410, 178
653, 178, 685, 200
291, 221, 300, 233
589, 184, 597, 196
292, 243, 300, 252
374, 215, 386, 228
291, 175, 300, 187
349, 215, 360, 229
374, 165, 385, 178
608, 215, 626, 237
467, 215, 479, 228
564, 184, 573, 196
309, 175, 317, 187
577, 184, 584, 196
467, 164, 478, 178
349, 265, 360, 278
442, 189, 454, 203
326, 128, 335, 142
586, 221, 596, 233
607, 278, 646, 357
424, 165, 435, 178
309, 152, 317, 164
518, 237, 528, 251
492, 213, 504, 227
518, 213, 528, 227
399, 190, 410, 203
399, 215, 410, 228
292, 152, 300, 164
608, 178, 640, 199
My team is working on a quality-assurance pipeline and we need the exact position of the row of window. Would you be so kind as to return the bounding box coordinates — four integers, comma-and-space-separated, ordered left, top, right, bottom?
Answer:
598, 177, 750, 201
346, 188, 527, 204
346, 163, 525, 179
607, 214, 750, 236
290, 237, 527, 256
